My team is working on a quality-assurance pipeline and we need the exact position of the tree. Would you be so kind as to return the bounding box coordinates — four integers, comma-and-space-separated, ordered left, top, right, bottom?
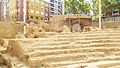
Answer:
65, 0, 91, 14
92, 0, 120, 20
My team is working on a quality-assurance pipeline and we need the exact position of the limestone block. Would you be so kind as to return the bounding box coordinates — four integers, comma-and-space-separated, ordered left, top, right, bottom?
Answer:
62, 25, 70, 32
0, 23, 17, 38
15, 32, 26, 38
8, 40, 33, 62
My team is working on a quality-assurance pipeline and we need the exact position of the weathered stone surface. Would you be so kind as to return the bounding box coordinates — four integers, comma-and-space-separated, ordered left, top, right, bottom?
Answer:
62, 25, 70, 32
0, 23, 17, 38
0, 22, 26, 39
1, 30, 120, 68
2, 54, 29, 68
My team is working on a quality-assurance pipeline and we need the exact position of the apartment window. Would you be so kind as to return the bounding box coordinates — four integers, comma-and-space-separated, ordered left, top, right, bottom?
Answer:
45, 8, 48, 12
41, 17, 43, 20
41, 6, 44, 10
36, 0, 39, 3
36, 11, 40, 14
46, 13, 48, 16
31, 0, 34, 2
36, 17, 38, 19
31, 5, 34, 8
31, 16, 33, 19
41, 1, 44, 5
46, 4, 48, 7
55, 13, 58, 15
36, 6, 39, 9
30, 10, 34, 13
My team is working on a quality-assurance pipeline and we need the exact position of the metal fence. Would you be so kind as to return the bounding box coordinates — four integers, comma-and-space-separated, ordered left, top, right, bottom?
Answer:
102, 16, 120, 23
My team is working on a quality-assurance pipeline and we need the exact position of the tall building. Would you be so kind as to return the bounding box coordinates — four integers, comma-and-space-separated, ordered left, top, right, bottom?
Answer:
0, 1, 1, 21
0, 0, 8, 21
8, 0, 49, 23
50, 0, 62, 16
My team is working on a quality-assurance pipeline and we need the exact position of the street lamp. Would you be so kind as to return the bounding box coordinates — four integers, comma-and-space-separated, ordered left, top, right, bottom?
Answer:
99, 0, 102, 29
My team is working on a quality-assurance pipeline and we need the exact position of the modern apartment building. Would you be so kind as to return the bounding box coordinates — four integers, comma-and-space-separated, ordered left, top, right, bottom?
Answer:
8, 0, 49, 23
0, 0, 8, 21
50, 0, 62, 16
0, 1, 1, 21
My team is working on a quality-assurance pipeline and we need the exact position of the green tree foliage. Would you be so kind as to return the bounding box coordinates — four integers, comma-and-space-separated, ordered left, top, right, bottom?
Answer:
92, 0, 120, 19
65, 0, 91, 14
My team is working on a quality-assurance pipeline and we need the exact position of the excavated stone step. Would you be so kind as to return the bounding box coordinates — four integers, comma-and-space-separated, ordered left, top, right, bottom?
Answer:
74, 42, 120, 46
47, 37, 120, 43
44, 60, 86, 67
41, 58, 120, 68
55, 33, 120, 37
87, 56, 120, 63
28, 52, 105, 67
98, 62, 120, 68
28, 54, 120, 68
26, 50, 104, 58
26, 47, 120, 58
45, 56, 120, 67
74, 39, 120, 44
55, 34, 120, 37
55, 36, 120, 39
30, 41, 70, 47
31, 43, 120, 50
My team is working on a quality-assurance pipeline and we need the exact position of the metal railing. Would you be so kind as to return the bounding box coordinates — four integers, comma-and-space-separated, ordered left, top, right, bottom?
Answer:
102, 16, 120, 23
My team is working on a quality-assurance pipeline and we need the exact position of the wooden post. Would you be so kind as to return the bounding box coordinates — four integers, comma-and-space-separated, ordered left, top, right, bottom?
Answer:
79, 18, 81, 32
99, 0, 102, 29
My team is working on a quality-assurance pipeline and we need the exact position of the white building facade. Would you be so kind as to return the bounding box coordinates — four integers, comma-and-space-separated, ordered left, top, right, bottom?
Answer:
0, 0, 8, 21
50, 0, 62, 16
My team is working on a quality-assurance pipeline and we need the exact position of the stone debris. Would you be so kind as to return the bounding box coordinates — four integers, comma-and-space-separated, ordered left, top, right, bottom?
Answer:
62, 25, 71, 32
2, 54, 29, 68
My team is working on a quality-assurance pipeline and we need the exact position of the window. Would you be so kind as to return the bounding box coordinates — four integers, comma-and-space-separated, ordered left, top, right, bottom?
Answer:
36, 17, 38, 19
41, 17, 43, 20
36, 0, 39, 3
46, 4, 48, 7
46, 13, 48, 16
45, 8, 48, 12
36, 11, 40, 14
30, 10, 34, 13
31, 16, 33, 19
31, 5, 34, 8
31, 0, 34, 2
41, 6, 44, 10
36, 6, 39, 8
41, 1, 44, 5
